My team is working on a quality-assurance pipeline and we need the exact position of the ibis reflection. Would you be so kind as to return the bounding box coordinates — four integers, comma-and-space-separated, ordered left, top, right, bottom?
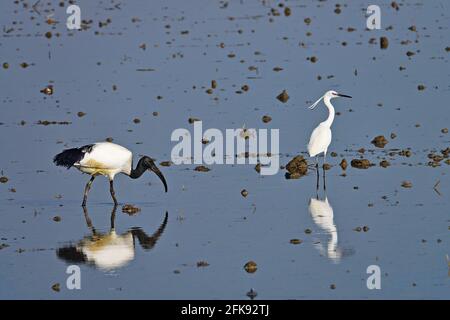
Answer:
57, 207, 168, 270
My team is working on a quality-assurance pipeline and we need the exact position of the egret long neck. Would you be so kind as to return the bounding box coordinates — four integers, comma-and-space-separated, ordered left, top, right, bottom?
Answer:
322, 96, 335, 127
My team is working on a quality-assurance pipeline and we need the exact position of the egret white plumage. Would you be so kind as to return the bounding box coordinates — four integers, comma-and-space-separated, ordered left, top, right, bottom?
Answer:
309, 196, 341, 263
53, 142, 168, 206
307, 90, 352, 168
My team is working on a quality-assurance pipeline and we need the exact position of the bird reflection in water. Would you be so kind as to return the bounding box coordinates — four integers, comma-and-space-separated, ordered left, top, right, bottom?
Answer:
308, 168, 342, 263
57, 207, 168, 270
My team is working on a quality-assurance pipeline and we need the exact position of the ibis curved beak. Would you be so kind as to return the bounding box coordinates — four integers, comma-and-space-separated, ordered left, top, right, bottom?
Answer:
149, 163, 168, 192
337, 94, 352, 98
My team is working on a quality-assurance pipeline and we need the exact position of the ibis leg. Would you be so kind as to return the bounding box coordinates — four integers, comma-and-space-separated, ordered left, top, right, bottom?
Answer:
109, 180, 118, 206
110, 205, 117, 229
82, 176, 96, 207
323, 166, 327, 191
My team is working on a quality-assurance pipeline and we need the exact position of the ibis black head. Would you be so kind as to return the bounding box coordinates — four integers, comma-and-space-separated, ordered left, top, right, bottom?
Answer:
131, 156, 168, 192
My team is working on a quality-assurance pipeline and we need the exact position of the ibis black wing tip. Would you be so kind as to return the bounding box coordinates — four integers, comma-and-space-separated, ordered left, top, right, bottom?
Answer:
53, 147, 86, 169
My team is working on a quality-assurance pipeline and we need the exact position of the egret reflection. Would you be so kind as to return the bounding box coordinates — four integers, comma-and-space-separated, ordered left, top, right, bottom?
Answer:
57, 207, 168, 271
309, 170, 342, 263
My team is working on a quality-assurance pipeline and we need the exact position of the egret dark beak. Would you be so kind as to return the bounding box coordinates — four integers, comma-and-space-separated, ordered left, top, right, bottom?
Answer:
337, 94, 352, 98
148, 163, 168, 192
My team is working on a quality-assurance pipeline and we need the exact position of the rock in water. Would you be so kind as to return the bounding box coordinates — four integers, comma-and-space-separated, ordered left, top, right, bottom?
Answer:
285, 155, 308, 178
371, 135, 388, 148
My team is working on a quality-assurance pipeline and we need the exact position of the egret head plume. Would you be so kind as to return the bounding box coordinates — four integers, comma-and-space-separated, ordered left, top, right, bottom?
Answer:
308, 94, 325, 110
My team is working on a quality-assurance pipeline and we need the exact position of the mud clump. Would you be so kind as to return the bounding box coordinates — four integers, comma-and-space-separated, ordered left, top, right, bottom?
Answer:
244, 261, 257, 273
40, 85, 53, 95
391, 1, 400, 10
197, 261, 210, 267
290, 239, 302, 245
441, 128, 448, 134
246, 289, 257, 299
241, 189, 248, 197
284, 7, 291, 16
188, 117, 200, 124
37, 120, 71, 126
379, 160, 390, 168
262, 115, 272, 123
276, 90, 289, 103
323, 163, 331, 170
380, 37, 389, 49
51, 283, 60, 292
194, 165, 210, 172
0, 176, 8, 183
53, 216, 61, 222
121, 204, 141, 215
399, 149, 412, 157
285, 155, 308, 179
159, 161, 173, 167
351, 159, 371, 169
340, 159, 348, 170
401, 181, 412, 188
371, 135, 388, 148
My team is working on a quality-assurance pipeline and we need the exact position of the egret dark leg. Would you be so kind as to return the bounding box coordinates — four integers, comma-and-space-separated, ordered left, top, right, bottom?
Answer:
315, 156, 319, 169
82, 176, 96, 207
323, 152, 327, 191
316, 162, 320, 191
109, 180, 118, 206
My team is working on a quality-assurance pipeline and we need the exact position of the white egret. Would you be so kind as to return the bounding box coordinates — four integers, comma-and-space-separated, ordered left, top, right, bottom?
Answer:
309, 196, 341, 263
53, 142, 168, 206
307, 90, 352, 168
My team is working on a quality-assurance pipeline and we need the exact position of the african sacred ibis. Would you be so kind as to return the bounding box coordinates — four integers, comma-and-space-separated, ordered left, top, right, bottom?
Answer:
53, 142, 168, 206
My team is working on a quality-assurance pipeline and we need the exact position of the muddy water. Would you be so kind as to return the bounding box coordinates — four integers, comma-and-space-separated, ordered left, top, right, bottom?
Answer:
0, 0, 449, 299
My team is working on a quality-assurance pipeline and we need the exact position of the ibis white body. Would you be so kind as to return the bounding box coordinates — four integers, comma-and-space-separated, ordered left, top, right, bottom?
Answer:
81, 231, 135, 270
74, 142, 133, 180
54, 141, 168, 206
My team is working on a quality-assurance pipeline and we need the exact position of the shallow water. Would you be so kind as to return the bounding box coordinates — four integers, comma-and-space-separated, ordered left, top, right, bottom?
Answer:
0, 0, 449, 299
